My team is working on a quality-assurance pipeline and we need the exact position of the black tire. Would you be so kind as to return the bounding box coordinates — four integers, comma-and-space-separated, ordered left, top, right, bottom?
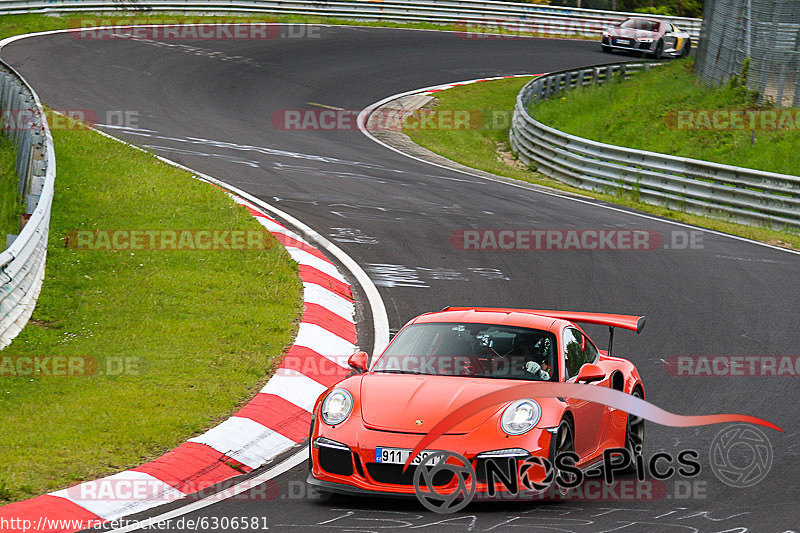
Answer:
682, 39, 692, 57
654, 39, 664, 59
549, 418, 576, 495
601, 45, 612, 53
621, 387, 645, 473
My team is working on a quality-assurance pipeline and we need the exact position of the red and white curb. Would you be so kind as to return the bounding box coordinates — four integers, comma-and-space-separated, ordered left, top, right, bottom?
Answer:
0, 191, 359, 532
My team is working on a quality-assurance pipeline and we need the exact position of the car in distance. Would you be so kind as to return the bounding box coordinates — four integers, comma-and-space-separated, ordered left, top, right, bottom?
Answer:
306, 307, 646, 498
601, 17, 691, 58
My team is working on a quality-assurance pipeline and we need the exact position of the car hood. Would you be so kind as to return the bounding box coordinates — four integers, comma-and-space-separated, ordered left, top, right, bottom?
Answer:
610, 27, 658, 39
359, 373, 508, 433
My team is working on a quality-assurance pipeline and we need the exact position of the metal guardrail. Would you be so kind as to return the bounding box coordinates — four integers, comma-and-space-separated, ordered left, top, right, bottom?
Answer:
509, 62, 800, 231
0, 59, 54, 349
0, 0, 702, 40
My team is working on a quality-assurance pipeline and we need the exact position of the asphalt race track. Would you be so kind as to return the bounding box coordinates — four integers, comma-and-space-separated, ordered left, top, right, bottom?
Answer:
4, 25, 800, 532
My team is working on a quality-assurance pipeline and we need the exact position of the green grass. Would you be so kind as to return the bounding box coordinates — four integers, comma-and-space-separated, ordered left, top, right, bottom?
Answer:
0, 121, 303, 503
530, 59, 800, 176
0, 12, 597, 43
405, 77, 536, 181
0, 137, 23, 239
403, 75, 800, 249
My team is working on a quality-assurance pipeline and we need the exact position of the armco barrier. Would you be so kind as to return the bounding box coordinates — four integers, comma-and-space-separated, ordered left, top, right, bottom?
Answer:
0, 0, 702, 40
0, 59, 53, 349
509, 62, 800, 231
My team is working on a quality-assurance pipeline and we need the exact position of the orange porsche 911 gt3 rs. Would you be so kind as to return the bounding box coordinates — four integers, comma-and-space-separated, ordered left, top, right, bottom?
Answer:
306, 307, 646, 498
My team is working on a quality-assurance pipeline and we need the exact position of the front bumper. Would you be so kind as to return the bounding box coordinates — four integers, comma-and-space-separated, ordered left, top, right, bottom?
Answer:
602, 36, 684, 57
308, 429, 554, 497
307, 473, 418, 499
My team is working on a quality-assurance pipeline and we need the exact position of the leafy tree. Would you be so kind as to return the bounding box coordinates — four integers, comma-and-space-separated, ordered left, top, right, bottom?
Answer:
548, 0, 704, 17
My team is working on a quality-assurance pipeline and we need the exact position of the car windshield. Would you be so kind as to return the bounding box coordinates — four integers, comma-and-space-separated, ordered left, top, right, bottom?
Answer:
620, 19, 660, 32
372, 323, 557, 381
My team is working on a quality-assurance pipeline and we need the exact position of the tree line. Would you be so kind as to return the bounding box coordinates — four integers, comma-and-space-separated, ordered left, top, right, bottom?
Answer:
517, 0, 704, 18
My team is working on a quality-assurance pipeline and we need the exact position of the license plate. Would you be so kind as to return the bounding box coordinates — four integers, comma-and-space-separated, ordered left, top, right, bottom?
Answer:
615, 38, 631, 45
375, 447, 441, 465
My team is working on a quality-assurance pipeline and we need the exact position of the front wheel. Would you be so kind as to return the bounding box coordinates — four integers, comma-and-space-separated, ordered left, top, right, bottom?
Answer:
549, 418, 576, 495
601, 45, 612, 53
682, 39, 692, 57
654, 39, 664, 59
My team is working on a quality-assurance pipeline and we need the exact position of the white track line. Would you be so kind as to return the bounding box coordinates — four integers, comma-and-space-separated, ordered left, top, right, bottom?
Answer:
42, 118, 389, 357
212, 182, 390, 355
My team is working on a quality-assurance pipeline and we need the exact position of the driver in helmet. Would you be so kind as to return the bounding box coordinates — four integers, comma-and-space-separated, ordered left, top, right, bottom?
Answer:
511, 335, 552, 380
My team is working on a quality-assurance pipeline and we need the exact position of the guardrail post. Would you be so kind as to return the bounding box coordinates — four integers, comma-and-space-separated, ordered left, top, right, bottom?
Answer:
599, 66, 609, 85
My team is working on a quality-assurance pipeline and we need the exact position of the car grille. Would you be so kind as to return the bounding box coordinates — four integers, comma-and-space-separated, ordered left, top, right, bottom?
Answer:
639, 42, 652, 50
319, 446, 354, 476
366, 463, 455, 486
475, 456, 519, 484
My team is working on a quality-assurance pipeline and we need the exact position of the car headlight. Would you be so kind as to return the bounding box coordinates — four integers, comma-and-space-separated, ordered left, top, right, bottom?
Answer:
501, 399, 541, 435
603, 31, 611, 37
320, 388, 353, 426
638, 38, 654, 43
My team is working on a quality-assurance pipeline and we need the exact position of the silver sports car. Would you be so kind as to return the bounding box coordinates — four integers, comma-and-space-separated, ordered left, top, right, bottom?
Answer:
601, 17, 691, 58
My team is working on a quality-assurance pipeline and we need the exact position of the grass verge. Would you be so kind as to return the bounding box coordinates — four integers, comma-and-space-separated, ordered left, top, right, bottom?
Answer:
403, 75, 800, 249
531, 58, 800, 176
0, 119, 302, 503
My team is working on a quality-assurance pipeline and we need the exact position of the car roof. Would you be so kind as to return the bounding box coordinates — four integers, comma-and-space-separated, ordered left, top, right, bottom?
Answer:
410, 308, 560, 331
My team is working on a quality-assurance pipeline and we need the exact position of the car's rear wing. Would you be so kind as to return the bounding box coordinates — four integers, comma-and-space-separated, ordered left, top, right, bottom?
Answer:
531, 309, 645, 334
442, 307, 646, 355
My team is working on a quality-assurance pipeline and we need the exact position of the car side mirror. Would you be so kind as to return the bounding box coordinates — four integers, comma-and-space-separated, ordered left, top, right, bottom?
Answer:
575, 363, 606, 383
348, 351, 369, 373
